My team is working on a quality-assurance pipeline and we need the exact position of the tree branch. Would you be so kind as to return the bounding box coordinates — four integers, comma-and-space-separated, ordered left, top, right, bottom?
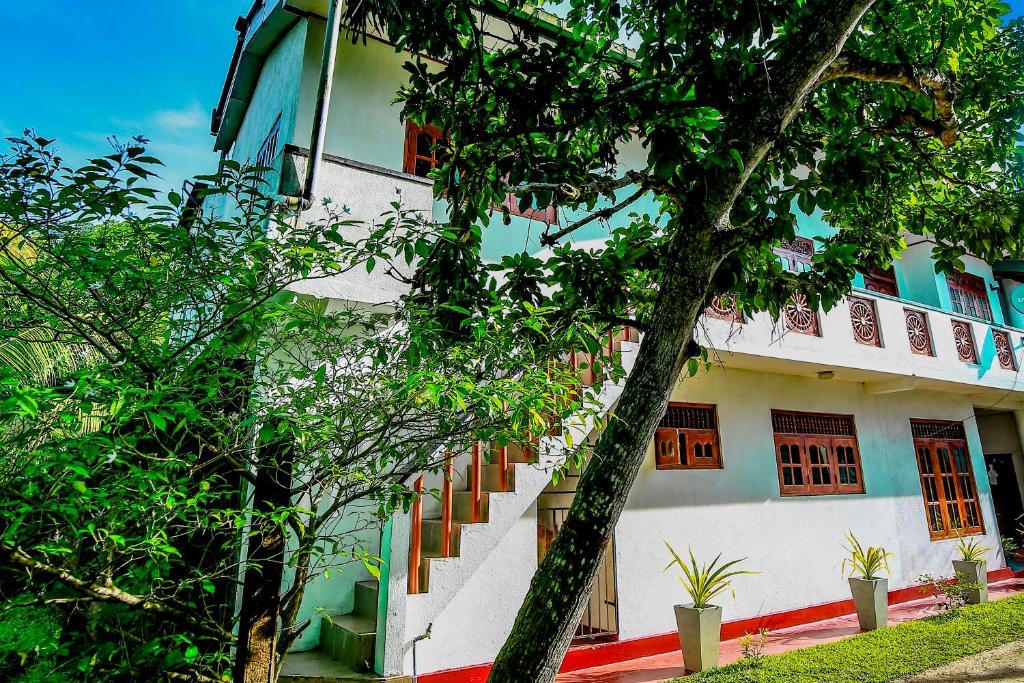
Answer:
0, 545, 232, 640
822, 52, 959, 146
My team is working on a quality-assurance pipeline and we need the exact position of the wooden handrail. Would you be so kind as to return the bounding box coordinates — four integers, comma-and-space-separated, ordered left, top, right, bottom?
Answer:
471, 441, 483, 523
408, 475, 424, 593
498, 443, 509, 492
441, 451, 453, 557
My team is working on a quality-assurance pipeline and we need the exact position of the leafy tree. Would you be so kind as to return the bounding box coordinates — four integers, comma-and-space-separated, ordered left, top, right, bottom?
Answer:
0, 136, 596, 681
343, 0, 1024, 679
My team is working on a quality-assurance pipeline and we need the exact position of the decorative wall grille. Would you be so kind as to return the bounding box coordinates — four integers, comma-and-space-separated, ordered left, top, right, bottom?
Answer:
847, 295, 881, 346
771, 410, 856, 437
661, 404, 717, 431
705, 294, 744, 323
993, 329, 1017, 370
910, 420, 966, 441
904, 309, 933, 356
784, 292, 820, 336
951, 319, 978, 364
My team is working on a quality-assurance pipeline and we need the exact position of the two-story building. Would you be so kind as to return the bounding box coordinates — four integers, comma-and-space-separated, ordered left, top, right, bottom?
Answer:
208, 2, 1024, 681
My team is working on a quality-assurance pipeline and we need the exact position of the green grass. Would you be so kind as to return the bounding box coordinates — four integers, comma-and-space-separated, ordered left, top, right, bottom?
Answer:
678, 593, 1024, 683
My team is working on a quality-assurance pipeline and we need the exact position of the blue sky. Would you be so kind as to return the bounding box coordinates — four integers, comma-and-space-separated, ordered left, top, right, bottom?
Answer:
1, 0, 1022, 199
0, 1, 248, 196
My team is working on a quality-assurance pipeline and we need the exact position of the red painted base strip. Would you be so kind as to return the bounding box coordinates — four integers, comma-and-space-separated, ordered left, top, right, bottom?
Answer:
417, 568, 1021, 683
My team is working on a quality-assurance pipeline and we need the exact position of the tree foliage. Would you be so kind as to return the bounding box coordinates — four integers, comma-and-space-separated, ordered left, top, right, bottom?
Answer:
342, 0, 1024, 679
0, 135, 597, 681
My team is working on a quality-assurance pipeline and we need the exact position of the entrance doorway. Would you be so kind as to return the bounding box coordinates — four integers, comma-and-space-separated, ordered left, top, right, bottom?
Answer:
985, 453, 1024, 538
974, 410, 1024, 561
537, 465, 619, 643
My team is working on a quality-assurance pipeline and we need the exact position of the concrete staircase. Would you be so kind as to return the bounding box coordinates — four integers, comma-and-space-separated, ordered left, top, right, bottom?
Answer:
281, 580, 402, 682
400, 337, 640, 644
414, 445, 531, 592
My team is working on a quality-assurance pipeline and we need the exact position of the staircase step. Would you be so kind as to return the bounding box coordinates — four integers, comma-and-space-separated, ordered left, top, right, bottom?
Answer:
452, 490, 489, 523
353, 580, 378, 621
320, 614, 376, 673
279, 650, 395, 682
421, 519, 461, 556
505, 442, 534, 463
481, 463, 515, 492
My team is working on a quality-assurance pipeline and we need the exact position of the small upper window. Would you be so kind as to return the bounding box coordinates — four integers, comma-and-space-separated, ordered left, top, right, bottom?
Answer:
774, 237, 815, 273
502, 193, 558, 225
947, 271, 992, 322
654, 403, 722, 470
255, 114, 281, 171
404, 121, 447, 178
862, 266, 899, 297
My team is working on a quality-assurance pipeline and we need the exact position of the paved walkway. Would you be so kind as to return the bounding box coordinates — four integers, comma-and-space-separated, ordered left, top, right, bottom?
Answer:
556, 577, 1024, 683
905, 639, 1024, 682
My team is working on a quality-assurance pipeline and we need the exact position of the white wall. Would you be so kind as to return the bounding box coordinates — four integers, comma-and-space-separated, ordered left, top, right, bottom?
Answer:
977, 411, 1024, 506
402, 505, 539, 673
613, 367, 1003, 641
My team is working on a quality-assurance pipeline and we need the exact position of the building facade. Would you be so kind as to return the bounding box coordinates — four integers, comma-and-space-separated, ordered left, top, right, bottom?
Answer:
209, 2, 1024, 680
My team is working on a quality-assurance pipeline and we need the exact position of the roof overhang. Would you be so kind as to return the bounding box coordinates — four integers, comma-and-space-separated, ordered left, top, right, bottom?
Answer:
212, 0, 304, 152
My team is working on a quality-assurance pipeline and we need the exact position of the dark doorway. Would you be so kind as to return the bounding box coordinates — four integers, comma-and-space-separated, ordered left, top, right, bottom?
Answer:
984, 453, 1024, 538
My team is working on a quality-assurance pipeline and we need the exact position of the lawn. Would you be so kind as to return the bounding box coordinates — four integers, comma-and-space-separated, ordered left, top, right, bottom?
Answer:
678, 593, 1024, 683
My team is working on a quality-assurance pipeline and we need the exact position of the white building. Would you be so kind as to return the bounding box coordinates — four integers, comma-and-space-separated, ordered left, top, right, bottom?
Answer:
208, 2, 1024, 681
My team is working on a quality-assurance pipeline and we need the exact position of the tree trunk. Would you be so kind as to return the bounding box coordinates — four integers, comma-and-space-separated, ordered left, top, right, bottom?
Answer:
488, 219, 721, 682
487, 2, 875, 680
232, 426, 294, 683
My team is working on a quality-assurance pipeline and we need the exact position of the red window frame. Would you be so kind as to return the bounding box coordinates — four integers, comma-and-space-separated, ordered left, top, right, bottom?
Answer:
910, 420, 984, 540
862, 266, 899, 297
771, 410, 865, 496
654, 402, 722, 470
947, 271, 992, 322
502, 193, 558, 225
404, 121, 447, 178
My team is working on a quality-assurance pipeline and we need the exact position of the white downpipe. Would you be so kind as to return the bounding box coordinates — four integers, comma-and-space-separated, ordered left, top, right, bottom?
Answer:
301, 0, 344, 209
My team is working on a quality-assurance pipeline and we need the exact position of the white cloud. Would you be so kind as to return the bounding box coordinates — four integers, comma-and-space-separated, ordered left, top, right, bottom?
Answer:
151, 102, 206, 133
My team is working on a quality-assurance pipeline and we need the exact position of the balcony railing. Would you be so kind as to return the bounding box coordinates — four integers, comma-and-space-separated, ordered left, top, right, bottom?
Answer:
701, 288, 1024, 393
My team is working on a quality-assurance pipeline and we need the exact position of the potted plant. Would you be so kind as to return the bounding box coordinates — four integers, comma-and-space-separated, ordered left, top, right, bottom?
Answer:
952, 535, 990, 604
664, 542, 756, 673
842, 532, 892, 631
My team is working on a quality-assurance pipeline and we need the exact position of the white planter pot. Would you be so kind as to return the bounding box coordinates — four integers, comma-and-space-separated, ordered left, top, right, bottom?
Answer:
849, 577, 888, 630
952, 559, 988, 604
674, 604, 722, 673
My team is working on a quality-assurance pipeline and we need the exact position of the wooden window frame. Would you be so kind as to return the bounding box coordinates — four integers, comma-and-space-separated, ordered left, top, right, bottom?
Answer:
403, 120, 447, 178
502, 193, 558, 225
910, 419, 984, 540
654, 402, 722, 470
947, 271, 993, 322
770, 410, 865, 496
862, 266, 899, 297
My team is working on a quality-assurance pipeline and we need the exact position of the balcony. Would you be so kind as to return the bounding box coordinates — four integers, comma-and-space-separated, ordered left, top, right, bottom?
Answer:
700, 289, 1024, 400
278, 145, 434, 304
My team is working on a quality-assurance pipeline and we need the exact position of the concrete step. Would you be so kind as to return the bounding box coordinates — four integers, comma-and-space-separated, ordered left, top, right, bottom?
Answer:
421, 519, 461, 556
452, 490, 489, 523
353, 580, 378, 621
279, 650, 408, 682
465, 463, 516, 493
320, 614, 376, 674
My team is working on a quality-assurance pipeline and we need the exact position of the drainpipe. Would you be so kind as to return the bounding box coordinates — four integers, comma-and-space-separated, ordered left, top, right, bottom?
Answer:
299, 0, 344, 210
